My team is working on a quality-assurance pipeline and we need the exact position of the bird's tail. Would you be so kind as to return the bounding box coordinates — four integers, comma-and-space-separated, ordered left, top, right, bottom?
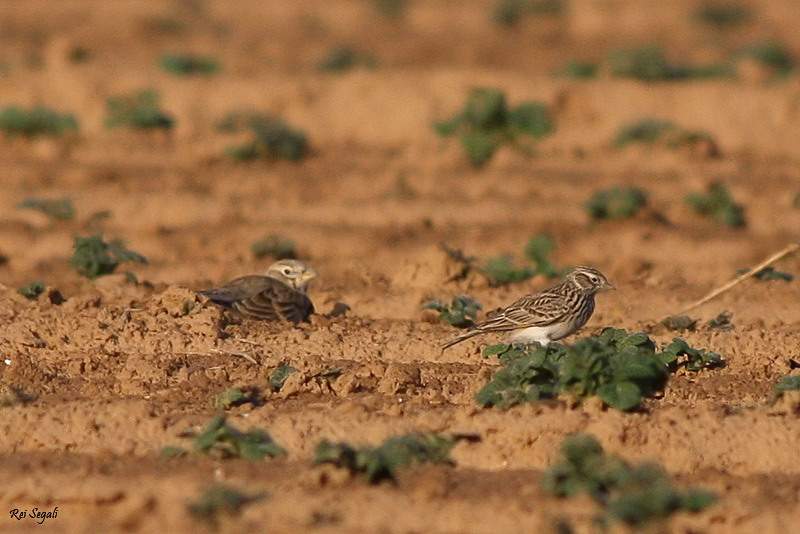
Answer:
441, 329, 481, 351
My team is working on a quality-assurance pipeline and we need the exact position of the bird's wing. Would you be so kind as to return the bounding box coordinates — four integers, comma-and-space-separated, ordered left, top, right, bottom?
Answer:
198, 275, 276, 305
200, 276, 314, 323
476, 291, 569, 332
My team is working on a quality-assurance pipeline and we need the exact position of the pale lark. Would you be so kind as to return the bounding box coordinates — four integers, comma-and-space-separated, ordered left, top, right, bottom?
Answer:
442, 266, 613, 350
199, 259, 317, 323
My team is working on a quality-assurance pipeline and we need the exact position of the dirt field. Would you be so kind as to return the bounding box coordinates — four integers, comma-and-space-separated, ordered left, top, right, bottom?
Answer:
2, 1, 800, 532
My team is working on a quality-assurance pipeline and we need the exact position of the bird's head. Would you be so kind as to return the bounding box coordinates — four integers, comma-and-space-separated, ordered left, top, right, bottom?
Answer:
566, 266, 614, 294
266, 259, 318, 292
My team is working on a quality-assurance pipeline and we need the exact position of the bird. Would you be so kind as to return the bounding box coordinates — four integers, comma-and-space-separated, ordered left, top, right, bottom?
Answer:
442, 266, 614, 350
198, 259, 318, 323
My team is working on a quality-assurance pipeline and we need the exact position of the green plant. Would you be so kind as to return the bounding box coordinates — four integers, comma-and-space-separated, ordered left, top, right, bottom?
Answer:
707, 310, 734, 330
608, 46, 730, 82
373, 0, 408, 18
17, 281, 46, 300
268, 365, 298, 392
220, 113, 308, 162
174, 415, 286, 461
739, 41, 794, 78
481, 255, 536, 285
523, 234, 567, 279
0, 105, 78, 138
660, 315, 698, 332
659, 338, 724, 372
314, 432, 469, 483
736, 266, 793, 282
317, 47, 376, 72
771, 376, 800, 403
105, 89, 174, 130
213, 387, 261, 409
434, 87, 553, 167
481, 235, 565, 285
685, 182, 746, 227
694, 2, 751, 28
69, 234, 147, 280
159, 54, 220, 76
0, 385, 36, 407
615, 120, 719, 157
557, 60, 598, 79
187, 485, 265, 528
492, 0, 563, 26
615, 119, 674, 146
476, 328, 723, 411
423, 296, 482, 327
584, 187, 647, 220
251, 234, 297, 260
17, 198, 75, 221
542, 434, 716, 529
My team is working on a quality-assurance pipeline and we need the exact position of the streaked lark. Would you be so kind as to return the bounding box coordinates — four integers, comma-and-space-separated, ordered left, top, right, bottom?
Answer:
199, 259, 317, 323
442, 266, 613, 350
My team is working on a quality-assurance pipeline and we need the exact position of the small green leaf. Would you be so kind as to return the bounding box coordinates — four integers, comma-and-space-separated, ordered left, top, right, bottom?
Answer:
269, 365, 298, 392
483, 343, 511, 357
17, 198, 75, 220
424, 295, 481, 327
17, 281, 46, 300
597, 381, 642, 411
251, 234, 297, 260
685, 182, 746, 228
508, 102, 552, 139
460, 129, 499, 167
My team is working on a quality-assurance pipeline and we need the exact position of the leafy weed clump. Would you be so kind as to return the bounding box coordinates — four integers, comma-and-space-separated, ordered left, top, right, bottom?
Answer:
482, 235, 566, 285
105, 89, 174, 130
17, 198, 75, 221
542, 434, 717, 529
476, 328, 723, 411
660, 315, 698, 332
738, 41, 794, 79
219, 112, 308, 162
70, 234, 147, 280
614, 119, 717, 155
213, 387, 261, 409
17, 281, 46, 300
373, 0, 408, 18
492, 0, 563, 27
685, 182, 746, 227
317, 47, 376, 72
585, 187, 648, 220
693, 2, 751, 29
314, 432, 471, 483
187, 485, 265, 529
423, 296, 482, 327
251, 234, 297, 260
434, 87, 553, 167
169, 415, 287, 461
608, 46, 730, 81
0, 105, 78, 138
736, 266, 793, 282
556, 60, 599, 79
159, 53, 220, 76
771, 376, 800, 403
268, 364, 298, 392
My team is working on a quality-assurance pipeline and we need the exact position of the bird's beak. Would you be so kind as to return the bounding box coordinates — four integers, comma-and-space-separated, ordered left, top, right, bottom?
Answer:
605, 281, 616, 291
300, 268, 319, 284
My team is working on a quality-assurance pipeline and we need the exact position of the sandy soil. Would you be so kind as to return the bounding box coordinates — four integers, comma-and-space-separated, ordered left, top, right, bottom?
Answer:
2, 1, 800, 532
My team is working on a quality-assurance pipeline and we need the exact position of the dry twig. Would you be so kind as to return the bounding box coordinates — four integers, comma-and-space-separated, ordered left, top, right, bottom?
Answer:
667, 243, 799, 318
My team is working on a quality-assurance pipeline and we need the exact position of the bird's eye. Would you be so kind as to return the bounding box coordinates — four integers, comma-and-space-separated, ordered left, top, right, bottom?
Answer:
282, 268, 293, 276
